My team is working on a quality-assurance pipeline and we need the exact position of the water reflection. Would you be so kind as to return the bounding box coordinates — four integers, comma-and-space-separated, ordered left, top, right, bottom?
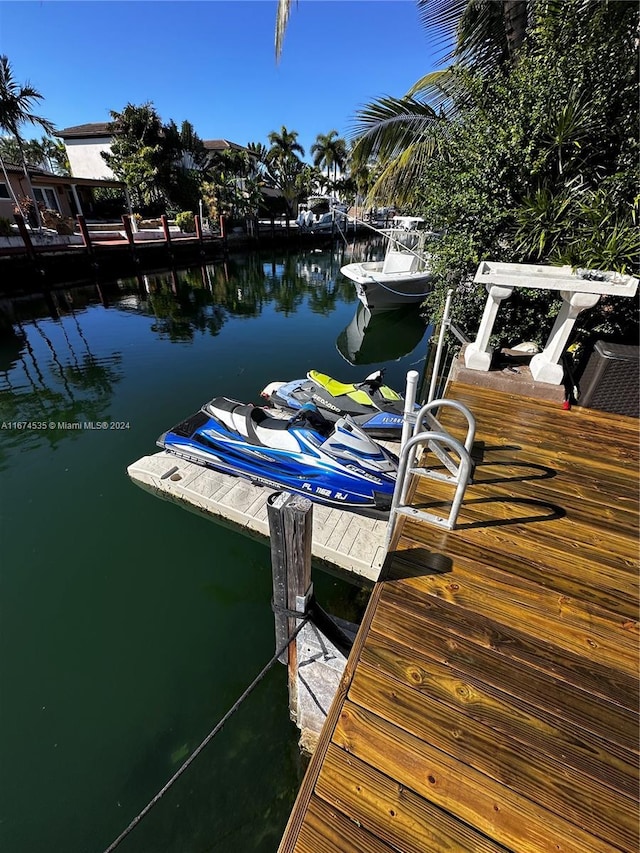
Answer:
0, 242, 370, 346
0, 242, 430, 853
109, 245, 358, 331
0, 302, 124, 467
337, 303, 433, 366
0, 240, 413, 469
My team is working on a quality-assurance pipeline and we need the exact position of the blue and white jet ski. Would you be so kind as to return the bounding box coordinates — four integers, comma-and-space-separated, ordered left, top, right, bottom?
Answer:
261, 369, 413, 439
157, 397, 398, 518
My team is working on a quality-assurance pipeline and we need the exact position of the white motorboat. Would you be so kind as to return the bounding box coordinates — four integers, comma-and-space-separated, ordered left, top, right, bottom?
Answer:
340, 216, 436, 310
295, 195, 349, 233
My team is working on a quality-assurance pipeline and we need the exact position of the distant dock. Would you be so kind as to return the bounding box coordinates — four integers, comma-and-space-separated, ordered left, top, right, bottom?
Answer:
127, 451, 389, 582
0, 213, 361, 293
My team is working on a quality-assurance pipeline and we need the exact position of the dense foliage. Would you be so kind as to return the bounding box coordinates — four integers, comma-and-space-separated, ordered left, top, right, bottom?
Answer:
102, 104, 207, 215
0, 134, 69, 175
354, 1, 639, 354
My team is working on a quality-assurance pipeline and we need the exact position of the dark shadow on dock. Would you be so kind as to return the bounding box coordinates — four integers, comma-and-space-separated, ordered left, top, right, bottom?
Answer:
380, 548, 453, 582
402, 495, 565, 530
470, 459, 558, 485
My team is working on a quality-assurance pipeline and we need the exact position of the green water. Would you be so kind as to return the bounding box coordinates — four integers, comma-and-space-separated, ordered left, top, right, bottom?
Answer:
0, 245, 431, 853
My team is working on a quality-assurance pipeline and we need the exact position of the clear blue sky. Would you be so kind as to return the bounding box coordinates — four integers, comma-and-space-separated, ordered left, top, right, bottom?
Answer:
0, 1, 448, 160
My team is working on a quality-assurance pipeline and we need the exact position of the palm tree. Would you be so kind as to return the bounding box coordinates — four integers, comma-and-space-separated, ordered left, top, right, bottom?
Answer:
310, 130, 338, 185
265, 126, 306, 224
267, 125, 305, 161
276, 0, 533, 67
416, 0, 532, 73
275, 1, 536, 204
0, 55, 55, 227
353, 0, 555, 205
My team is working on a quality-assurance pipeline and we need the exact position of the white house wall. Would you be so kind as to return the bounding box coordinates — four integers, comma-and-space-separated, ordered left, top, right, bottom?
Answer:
65, 138, 115, 180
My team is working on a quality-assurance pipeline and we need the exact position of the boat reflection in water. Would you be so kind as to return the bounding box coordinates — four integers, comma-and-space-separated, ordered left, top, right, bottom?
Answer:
336, 302, 433, 366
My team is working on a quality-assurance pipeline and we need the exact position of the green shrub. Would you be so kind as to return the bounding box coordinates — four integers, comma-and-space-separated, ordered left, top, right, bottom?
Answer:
175, 211, 195, 233
0, 217, 13, 237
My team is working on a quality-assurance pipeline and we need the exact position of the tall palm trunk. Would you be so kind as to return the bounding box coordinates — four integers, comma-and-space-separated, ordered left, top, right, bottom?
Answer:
0, 151, 21, 212
18, 151, 41, 229
503, 0, 528, 60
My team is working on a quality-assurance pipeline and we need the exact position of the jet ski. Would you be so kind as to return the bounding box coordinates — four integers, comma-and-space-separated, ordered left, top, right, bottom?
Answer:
261, 369, 414, 439
157, 397, 398, 518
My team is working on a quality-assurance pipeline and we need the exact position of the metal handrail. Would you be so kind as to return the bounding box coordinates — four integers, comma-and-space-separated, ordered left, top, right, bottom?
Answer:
413, 399, 476, 455
387, 429, 472, 538
427, 289, 453, 403
387, 374, 476, 541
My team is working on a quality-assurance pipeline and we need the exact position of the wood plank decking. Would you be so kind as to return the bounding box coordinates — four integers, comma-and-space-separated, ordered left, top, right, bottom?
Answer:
278, 380, 639, 853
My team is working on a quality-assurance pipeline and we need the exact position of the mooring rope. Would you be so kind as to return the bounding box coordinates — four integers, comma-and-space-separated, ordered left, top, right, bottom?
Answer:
101, 616, 309, 853
270, 596, 310, 619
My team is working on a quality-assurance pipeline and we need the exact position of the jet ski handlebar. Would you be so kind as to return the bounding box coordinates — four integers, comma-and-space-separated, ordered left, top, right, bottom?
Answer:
288, 402, 333, 436
356, 368, 386, 393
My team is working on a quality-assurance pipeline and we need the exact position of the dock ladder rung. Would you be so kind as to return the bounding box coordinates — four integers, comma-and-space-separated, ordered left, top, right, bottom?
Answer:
408, 466, 458, 484
394, 504, 457, 530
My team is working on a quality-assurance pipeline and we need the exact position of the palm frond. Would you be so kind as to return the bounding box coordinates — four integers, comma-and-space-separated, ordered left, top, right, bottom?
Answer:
456, 0, 511, 69
417, 0, 535, 73
406, 68, 461, 115
275, 0, 294, 61
350, 95, 439, 163
416, 0, 470, 64
365, 141, 427, 206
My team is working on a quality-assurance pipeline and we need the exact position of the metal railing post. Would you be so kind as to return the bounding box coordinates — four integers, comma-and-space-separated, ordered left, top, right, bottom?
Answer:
428, 288, 453, 403
401, 370, 419, 451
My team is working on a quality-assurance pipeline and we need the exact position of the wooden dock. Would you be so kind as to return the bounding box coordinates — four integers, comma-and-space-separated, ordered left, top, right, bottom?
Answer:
277, 380, 639, 853
127, 451, 389, 582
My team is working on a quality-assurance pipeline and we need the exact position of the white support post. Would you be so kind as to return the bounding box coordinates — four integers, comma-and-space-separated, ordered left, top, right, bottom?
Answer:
70, 184, 84, 218
124, 187, 137, 231
530, 290, 601, 384
401, 370, 419, 451
464, 284, 514, 371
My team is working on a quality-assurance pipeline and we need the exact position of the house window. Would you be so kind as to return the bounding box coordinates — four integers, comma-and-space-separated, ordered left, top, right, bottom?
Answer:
33, 186, 60, 212
0, 182, 9, 200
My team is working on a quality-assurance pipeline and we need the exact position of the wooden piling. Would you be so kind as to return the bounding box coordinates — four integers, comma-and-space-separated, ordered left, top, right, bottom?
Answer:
194, 213, 203, 244
218, 214, 228, 255
267, 491, 313, 718
76, 214, 95, 259
121, 214, 138, 262
161, 214, 173, 259
161, 214, 174, 263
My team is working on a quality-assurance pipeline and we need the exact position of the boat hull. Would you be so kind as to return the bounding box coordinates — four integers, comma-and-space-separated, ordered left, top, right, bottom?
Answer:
340, 261, 433, 310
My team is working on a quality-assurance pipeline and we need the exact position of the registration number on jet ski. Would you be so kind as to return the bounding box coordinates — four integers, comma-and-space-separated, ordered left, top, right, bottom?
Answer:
301, 483, 349, 500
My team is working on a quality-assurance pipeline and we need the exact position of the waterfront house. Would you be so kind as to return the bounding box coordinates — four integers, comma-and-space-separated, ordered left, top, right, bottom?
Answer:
56, 122, 116, 181
0, 161, 126, 224
57, 123, 251, 180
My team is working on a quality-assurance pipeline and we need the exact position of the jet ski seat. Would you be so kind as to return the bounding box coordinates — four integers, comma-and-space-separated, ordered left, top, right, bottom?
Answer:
205, 397, 327, 451
308, 370, 373, 406
247, 406, 301, 451
207, 397, 300, 451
